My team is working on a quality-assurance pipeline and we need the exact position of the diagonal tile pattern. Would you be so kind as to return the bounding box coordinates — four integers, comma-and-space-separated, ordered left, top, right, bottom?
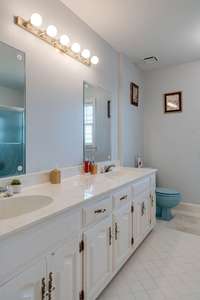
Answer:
98, 225, 200, 300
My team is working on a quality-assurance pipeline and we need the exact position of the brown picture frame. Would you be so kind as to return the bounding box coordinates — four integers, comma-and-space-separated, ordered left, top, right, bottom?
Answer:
164, 91, 182, 113
130, 82, 139, 106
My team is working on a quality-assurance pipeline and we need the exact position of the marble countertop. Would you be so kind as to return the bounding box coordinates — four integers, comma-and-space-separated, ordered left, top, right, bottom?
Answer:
0, 167, 156, 240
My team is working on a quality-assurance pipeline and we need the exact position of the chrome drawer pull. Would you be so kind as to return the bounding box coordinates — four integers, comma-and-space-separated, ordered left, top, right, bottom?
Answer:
120, 195, 128, 201
109, 227, 112, 246
94, 208, 106, 214
41, 278, 46, 300
48, 272, 56, 300
115, 222, 120, 240
141, 202, 146, 216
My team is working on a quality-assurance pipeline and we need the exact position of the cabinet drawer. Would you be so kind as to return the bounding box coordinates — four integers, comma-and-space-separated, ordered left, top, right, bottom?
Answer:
113, 187, 131, 209
83, 198, 112, 226
132, 178, 150, 196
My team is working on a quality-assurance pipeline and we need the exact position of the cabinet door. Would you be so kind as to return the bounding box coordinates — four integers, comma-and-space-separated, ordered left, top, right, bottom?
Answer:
46, 233, 81, 300
150, 174, 156, 226
149, 192, 156, 226
135, 192, 150, 241
141, 196, 150, 237
83, 216, 112, 300
113, 203, 132, 269
132, 200, 140, 247
0, 259, 46, 300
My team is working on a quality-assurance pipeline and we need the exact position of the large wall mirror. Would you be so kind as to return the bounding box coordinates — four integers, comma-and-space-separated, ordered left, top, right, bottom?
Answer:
83, 82, 111, 162
0, 42, 26, 178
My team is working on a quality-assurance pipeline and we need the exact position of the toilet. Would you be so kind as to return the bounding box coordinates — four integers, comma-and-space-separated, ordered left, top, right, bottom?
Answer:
156, 187, 181, 221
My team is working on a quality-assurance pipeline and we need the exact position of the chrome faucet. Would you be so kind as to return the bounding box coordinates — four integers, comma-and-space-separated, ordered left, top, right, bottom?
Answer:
0, 185, 13, 197
103, 164, 116, 173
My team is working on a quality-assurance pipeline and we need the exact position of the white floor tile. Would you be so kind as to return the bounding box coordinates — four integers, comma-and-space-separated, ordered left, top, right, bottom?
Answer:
97, 225, 200, 300
140, 278, 157, 291
133, 291, 150, 300
147, 290, 166, 300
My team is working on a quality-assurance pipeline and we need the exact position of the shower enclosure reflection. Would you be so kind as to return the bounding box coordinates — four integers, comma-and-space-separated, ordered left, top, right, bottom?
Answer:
0, 42, 25, 177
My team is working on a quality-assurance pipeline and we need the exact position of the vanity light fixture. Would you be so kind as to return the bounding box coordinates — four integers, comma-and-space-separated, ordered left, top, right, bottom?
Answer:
71, 42, 81, 53
46, 25, 58, 38
60, 35, 70, 47
81, 49, 91, 59
30, 13, 43, 27
14, 15, 100, 66
91, 55, 99, 65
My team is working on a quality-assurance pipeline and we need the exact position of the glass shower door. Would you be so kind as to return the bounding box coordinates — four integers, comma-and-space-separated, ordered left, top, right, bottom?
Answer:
0, 106, 25, 177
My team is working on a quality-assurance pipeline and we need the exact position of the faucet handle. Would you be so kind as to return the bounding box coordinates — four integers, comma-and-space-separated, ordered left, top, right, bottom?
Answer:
100, 166, 105, 174
0, 185, 13, 197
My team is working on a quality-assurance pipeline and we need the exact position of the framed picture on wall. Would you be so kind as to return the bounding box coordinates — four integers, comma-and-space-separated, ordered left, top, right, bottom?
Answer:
130, 82, 139, 106
164, 91, 182, 113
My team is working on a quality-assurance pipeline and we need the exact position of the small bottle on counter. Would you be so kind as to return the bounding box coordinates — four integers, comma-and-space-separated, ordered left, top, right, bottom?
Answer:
83, 161, 90, 173
50, 168, 61, 184
90, 162, 98, 175
89, 161, 93, 173
135, 155, 143, 168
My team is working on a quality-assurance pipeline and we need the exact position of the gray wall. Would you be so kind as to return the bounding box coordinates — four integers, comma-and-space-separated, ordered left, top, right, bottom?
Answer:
0, 0, 119, 172
119, 54, 144, 167
95, 88, 111, 162
144, 60, 200, 204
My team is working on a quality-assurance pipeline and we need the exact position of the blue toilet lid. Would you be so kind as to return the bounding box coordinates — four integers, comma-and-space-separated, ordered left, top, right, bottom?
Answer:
156, 187, 180, 196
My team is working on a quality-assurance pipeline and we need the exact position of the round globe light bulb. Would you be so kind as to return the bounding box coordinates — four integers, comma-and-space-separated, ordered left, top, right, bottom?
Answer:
91, 56, 99, 65
30, 13, 43, 27
71, 42, 81, 53
60, 35, 70, 46
46, 25, 58, 38
81, 49, 91, 59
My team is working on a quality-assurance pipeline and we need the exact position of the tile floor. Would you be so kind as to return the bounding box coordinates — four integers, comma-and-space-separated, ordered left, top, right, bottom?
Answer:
98, 225, 200, 300
165, 212, 200, 236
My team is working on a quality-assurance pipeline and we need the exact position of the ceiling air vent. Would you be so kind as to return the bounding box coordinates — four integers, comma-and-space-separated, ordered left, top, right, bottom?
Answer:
143, 56, 159, 64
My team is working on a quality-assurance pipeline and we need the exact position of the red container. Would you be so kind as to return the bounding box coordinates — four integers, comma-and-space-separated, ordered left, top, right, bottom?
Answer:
84, 161, 90, 173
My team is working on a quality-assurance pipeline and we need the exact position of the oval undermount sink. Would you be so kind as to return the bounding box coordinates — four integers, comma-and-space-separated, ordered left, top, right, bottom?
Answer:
0, 195, 53, 219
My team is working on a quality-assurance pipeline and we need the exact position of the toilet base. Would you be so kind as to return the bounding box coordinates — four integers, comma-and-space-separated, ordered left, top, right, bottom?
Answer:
156, 206, 174, 221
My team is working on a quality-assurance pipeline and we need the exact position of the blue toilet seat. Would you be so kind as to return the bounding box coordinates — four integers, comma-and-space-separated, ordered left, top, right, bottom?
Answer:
156, 187, 180, 196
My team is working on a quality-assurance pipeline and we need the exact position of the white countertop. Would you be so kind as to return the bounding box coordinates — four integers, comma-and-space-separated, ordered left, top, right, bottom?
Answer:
0, 167, 156, 240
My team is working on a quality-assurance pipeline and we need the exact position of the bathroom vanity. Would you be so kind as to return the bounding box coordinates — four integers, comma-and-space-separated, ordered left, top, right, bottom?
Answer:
0, 167, 156, 300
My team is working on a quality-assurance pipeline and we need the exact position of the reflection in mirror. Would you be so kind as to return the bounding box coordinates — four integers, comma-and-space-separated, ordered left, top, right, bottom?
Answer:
83, 82, 111, 162
0, 42, 25, 178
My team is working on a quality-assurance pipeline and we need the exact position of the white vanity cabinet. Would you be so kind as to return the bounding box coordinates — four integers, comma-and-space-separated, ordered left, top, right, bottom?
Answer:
0, 211, 82, 300
83, 216, 113, 300
0, 259, 46, 300
0, 170, 156, 300
132, 178, 152, 243
46, 233, 82, 300
132, 199, 140, 247
113, 202, 133, 270
0, 234, 82, 300
149, 175, 156, 227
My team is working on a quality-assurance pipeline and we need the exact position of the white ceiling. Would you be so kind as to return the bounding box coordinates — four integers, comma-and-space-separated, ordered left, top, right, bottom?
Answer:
61, 0, 200, 70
